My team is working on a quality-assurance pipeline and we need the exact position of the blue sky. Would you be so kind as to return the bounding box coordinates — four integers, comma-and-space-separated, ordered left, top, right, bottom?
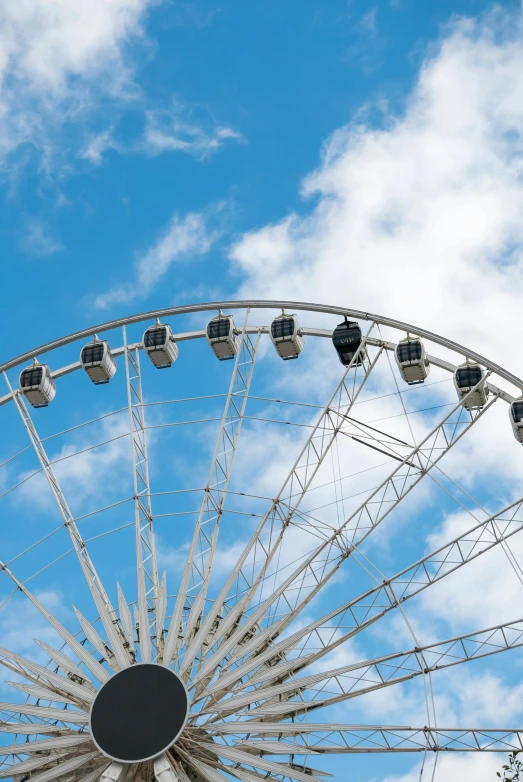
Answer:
2, 2, 523, 781
1, 0, 521, 351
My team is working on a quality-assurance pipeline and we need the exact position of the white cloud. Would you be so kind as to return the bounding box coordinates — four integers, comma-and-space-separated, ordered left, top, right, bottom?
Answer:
230, 7, 523, 378
94, 208, 221, 309
80, 128, 119, 166
143, 100, 243, 160
0, 0, 153, 164
21, 219, 63, 257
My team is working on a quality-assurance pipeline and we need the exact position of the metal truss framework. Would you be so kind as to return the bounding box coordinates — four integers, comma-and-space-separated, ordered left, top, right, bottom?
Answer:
0, 300, 521, 782
166, 315, 261, 668
123, 326, 159, 664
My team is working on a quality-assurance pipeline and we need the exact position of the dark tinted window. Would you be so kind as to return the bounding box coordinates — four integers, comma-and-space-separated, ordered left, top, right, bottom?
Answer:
512, 402, 523, 423
456, 366, 482, 388
271, 318, 295, 338
21, 367, 43, 388
144, 327, 167, 348
397, 342, 422, 362
332, 322, 362, 351
207, 319, 231, 339
81, 344, 105, 364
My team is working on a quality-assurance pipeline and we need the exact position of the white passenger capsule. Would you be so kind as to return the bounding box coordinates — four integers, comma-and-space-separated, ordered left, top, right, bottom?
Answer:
270, 312, 304, 360
80, 335, 116, 385
510, 397, 523, 444
19, 358, 56, 408
454, 361, 489, 410
395, 337, 430, 384
143, 319, 178, 368
206, 313, 240, 360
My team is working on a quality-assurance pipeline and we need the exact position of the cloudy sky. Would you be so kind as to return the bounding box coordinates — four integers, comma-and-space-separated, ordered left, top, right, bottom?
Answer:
2, 1, 523, 781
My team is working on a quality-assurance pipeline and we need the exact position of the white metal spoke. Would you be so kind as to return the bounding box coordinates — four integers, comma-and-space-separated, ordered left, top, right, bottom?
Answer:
203, 725, 523, 754
6, 682, 75, 705
0, 721, 72, 735
0, 733, 92, 756
165, 315, 260, 668
0, 561, 110, 683
180, 327, 381, 678
73, 607, 118, 668
0, 700, 88, 723
0, 646, 94, 704
3, 372, 130, 670
124, 326, 158, 663
0, 748, 94, 779
29, 753, 101, 782
200, 743, 324, 782
34, 640, 95, 690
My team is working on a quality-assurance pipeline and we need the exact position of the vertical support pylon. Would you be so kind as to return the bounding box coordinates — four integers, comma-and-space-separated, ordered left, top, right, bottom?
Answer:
123, 326, 159, 663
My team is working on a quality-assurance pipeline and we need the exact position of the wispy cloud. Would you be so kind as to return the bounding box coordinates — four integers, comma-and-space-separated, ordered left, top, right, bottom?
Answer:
143, 100, 244, 160
0, 0, 154, 169
94, 207, 222, 309
21, 219, 63, 257
231, 7, 523, 376
80, 129, 120, 166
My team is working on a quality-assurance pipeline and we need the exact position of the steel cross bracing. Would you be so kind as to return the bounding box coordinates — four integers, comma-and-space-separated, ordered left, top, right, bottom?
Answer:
179, 324, 382, 679
198, 725, 523, 754
185, 376, 497, 693
164, 316, 261, 669
2, 372, 132, 671
191, 497, 523, 713
123, 326, 159, 663
195, 616, 523, 720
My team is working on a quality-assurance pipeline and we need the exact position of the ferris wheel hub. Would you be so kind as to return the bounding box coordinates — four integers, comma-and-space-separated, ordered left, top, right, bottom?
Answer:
89, 663, 189, 763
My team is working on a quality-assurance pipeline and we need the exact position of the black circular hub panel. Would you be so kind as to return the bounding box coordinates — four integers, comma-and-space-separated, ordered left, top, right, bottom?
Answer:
90, 663, 188, 762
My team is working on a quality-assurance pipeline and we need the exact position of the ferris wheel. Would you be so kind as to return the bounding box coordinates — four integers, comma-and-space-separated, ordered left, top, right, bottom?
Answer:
0, 299, 523, 782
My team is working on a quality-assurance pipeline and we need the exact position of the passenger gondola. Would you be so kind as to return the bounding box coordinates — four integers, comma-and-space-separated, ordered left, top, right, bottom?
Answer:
143, 319, 178, 368
454, 361, 489, 410
510, 397, 523, 443
332, 319, 365, 367
206, 313, 240, 360
19, 358, 56, 408
395, 336, 430, 384
80, 336, 116, 385
270, 312, 304, 360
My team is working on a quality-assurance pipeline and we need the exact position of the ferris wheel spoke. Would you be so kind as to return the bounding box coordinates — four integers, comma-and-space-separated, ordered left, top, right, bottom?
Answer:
3, 373, 131, 670
0, 646, 95, 705
191, 378, 498, 687
0, 748, 97, 780
6, 681, 81, 705
200, 616, 523, 718
123, 327, 158, 664
184, 757, 229, 782
200, 725, 523, 754
0, 561, 110, 683
194, 497, 523, 701
199, 743, 324, 782
29, 755, 104, 782
0, 733, 93, 756
180, 327, 382, 679
0, 700, 88, 724
165, 315, 260, 669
